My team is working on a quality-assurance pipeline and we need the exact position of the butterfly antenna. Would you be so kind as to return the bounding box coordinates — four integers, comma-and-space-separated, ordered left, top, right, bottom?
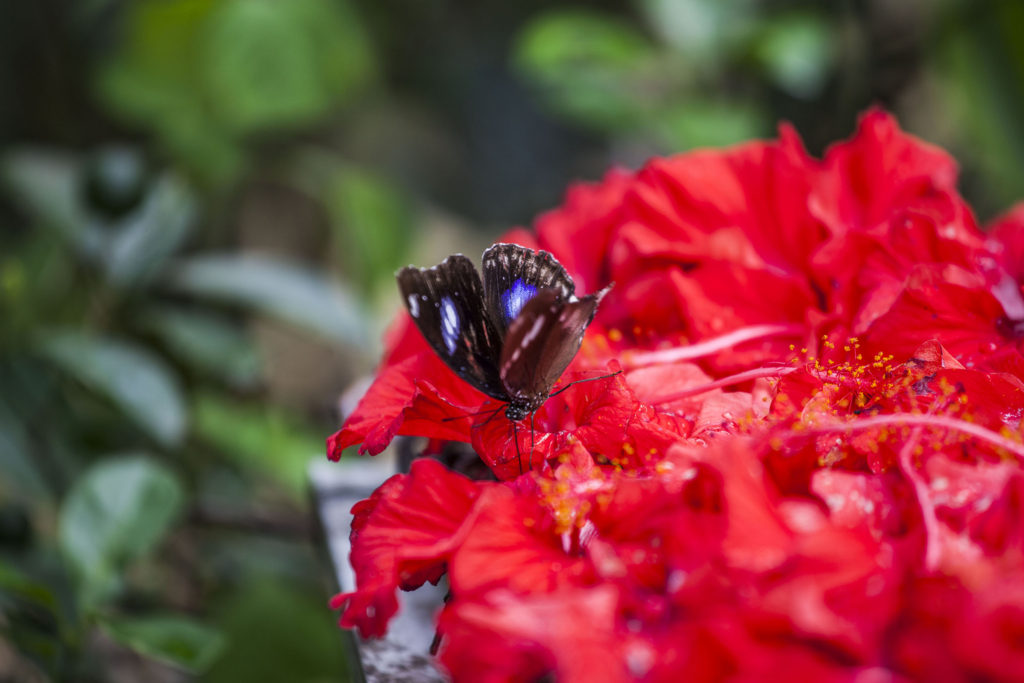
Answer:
476, 405, 505, 430
549, 370, 623, 398
442, 404, 504, 423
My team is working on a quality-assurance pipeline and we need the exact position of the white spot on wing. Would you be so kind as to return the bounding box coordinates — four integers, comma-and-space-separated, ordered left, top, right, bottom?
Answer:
407, 294, 420, 318
501, 315, 544, 378
521, 314, 546, 348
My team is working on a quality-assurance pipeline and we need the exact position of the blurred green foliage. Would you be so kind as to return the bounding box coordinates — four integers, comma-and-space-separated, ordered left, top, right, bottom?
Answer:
511, 0, 1024, 219
513, 2, 835, 151
204, 579, 346, 683
99, 614, 225, 674
193, 393, 324, 496
933, 0, 1024, 214
2, 0, 1024, 680
0, 143, 358, 680
97, 0, 375, 186
0, 0, 385, 677
60, 457, 185, 611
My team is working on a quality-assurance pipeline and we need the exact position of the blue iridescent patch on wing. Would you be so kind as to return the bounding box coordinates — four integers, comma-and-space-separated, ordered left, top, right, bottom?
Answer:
501, 279, 538, 324
440, 296, 460, 354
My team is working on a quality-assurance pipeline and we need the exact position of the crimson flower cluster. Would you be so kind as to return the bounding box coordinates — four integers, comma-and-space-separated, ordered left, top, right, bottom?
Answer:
328, 110, 1024, 681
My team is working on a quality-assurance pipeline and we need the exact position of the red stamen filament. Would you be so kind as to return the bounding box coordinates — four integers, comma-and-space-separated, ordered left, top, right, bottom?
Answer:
651, 366, 797, 404
800, 413, 1024, 464
896, 426, 943, 571
625, 324, 803, 368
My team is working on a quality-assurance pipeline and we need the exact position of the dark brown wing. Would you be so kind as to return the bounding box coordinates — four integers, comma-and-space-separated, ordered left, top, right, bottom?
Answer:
481, 243, 576, 335
397, 254, 507, 400
498, 287, 607, 404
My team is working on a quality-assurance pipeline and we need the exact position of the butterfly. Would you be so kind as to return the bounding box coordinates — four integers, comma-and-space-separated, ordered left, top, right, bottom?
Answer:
397, 243, 610, 449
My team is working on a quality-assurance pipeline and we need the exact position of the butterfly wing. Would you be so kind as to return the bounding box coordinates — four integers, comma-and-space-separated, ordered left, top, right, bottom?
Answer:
498, 287, 607, 404
397, 255, 508, 400
481, 243, 576, 335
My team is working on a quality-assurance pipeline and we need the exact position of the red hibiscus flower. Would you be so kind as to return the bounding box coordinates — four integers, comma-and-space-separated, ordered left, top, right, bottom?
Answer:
329, 110, 1024, 681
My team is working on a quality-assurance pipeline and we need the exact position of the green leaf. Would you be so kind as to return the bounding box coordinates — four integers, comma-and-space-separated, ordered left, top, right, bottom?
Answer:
297, 0, 376, 99
40, 331, 187, 447
99, 614, 225, 673
754, 13, 834, 99
95, 0, 373, 185
639, 0, 757, 62
1, 149, 196, 280
94, 0, 242, 185
652, 99, 767, 150
192, 392, 321, 495
514, 10, 659, 130
105, 172, 196, 288
200, 0, 374, 134
0, 398, 48, 499
1, 150, 93, 248
160, 111, 246, 188
326, 168, 412, 292
139, 307, 261, 388
205, 579, 347, 683
164, 254, 367, 346
0, 562, 58, 615
934, 7, 1024, 214
0, 609, 62, 677
93, 0, 214, 125
59, 456, 184, 610
0, 563, 62, 672
200, 0, 327, 133
2, 149, 197, 283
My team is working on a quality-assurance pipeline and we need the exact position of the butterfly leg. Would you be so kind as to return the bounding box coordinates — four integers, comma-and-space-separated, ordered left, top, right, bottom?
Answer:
529, 411, 536, 472
513, 421, 522, 475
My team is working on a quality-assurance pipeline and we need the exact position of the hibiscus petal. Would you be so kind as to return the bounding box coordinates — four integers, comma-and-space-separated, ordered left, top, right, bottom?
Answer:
814, 108, 967, 234
988, 202, 1024, 283
861, 264, 1012, 369
327, 352, 490, 459
437, 587, 626, 683
535, 168, 632, 295
448, 486, 594, 596
331, 459, 487, 637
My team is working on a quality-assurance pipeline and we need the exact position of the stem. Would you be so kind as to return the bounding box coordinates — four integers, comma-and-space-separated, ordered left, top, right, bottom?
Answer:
624, 324, 803, 367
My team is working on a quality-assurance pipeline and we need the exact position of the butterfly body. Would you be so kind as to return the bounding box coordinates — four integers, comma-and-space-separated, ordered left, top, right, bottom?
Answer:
397, 243, 607, 423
